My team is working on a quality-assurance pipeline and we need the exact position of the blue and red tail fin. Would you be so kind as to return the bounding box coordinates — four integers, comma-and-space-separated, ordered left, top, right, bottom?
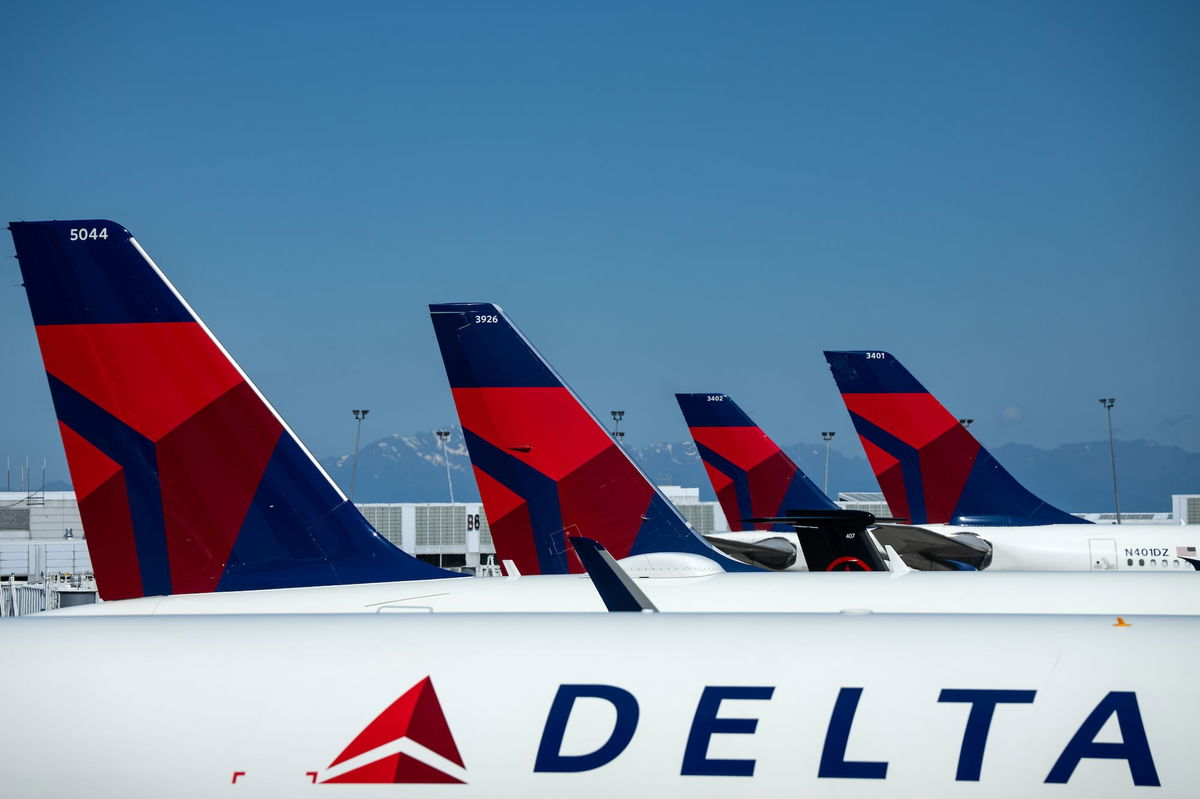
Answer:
10, 220, 461, 599
429, 303, 758, 574
823, 350, 1086, 526
675, 393, 837, 532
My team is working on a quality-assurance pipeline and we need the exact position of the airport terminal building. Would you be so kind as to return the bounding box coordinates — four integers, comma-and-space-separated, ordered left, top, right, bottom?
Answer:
3, 488, 1197, 602
0, 485, 731, 581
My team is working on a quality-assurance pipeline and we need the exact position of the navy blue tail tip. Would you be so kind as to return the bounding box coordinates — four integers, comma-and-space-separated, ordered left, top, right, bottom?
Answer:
675, 393, 756, 428
824, 351, 927, 394
429, 302, 561, 389
12, 219, 191, 326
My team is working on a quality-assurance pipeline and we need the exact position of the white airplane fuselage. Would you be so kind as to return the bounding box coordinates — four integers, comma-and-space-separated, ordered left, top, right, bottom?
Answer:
922, 524, 1200, 572
2, 612, 1195, 797
45, 567, 1200, 616
702, 524, 1200, 574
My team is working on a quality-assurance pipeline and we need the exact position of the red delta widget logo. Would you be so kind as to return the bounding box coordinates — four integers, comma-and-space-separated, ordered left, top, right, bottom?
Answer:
314, 677, 467, 785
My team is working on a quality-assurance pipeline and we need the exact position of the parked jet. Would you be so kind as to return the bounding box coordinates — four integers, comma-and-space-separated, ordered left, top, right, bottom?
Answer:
9, 219, 464, 602
3, 611, 1195, 796
13, 221, 1198, 617
677, 392, 992, 571
675, 391, 832, 570
824, 350, 1200, 571
676, 392, 838, 528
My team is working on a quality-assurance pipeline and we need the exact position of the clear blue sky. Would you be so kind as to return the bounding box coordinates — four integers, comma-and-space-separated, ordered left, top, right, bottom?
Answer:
2, 1, 1198, 486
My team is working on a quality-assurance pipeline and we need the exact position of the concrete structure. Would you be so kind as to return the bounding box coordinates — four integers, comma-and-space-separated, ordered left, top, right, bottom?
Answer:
357, 501, 494, 571
0, 492, 96, 614
0, 492, 91, 578
657, 485, 730, 535
0, 491, 83, 539
358, 487, 729, 572
1172, 494, 1200, 525
837, 491, 1189, 526
836, 491, 893, 519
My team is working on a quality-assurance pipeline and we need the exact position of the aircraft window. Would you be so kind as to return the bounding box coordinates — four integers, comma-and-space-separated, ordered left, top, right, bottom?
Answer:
1127, 558, 1133, 566
1162, 559, 1168, 568
1138, 559, 1145, 566
1150, 559, 1157, 567
1174, 559, 1181, 567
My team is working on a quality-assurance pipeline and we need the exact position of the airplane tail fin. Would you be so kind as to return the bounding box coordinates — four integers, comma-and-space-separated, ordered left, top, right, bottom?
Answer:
10, 220, 460, 600
675, 393, 837, 532
823, 350, 1085, 526
429, 303, 758, 574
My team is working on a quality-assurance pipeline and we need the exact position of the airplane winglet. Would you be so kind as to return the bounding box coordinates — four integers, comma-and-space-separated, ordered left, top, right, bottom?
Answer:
882, 545, 912, 574
569, 536, 658, 613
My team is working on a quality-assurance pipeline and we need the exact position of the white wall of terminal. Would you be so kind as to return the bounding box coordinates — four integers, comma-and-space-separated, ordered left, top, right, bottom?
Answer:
1173, 494, 1200, 525
356, 486, 728, 569
0, 492, 90, 578
0, 492, 83, 539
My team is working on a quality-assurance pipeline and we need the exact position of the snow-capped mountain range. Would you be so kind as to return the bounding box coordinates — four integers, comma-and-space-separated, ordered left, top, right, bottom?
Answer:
318, 427, 1198, 512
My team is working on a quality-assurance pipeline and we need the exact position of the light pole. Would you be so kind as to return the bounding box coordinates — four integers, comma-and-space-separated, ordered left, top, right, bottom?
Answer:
435, 429, 454, 568
611, 410, 625, 443
958, 418, 974, 429
435, 429, 455, 503
821, 432, 836, 496
349, 409, 369, 502
1099, 398, 1121, 524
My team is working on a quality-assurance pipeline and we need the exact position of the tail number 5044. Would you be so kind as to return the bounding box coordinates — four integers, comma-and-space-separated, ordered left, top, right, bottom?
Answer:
70, 228, 108, 241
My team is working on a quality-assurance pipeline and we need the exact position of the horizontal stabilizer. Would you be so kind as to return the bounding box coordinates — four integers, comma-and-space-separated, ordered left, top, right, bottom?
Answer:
740, 509, 888, 571
703, 534, 798, 571
871, 524, 993, 571
742, 508, 878, 528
